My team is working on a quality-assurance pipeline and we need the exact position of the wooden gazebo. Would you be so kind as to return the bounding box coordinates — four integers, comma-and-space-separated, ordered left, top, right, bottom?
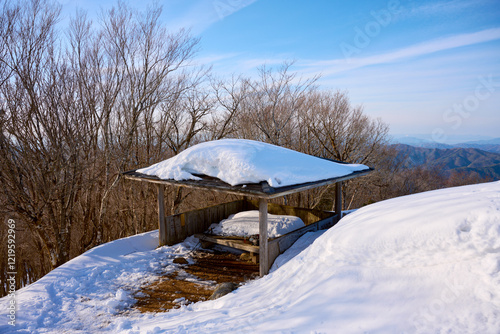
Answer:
123, 156, 372, 277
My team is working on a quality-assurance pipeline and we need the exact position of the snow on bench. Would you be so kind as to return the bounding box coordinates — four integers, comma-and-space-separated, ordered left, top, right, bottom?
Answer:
207, 210, 305, 239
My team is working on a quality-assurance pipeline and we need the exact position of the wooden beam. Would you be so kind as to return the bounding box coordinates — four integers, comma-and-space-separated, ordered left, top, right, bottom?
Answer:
194, 234, 259, 253
157, 184, 167, 246
335, 181, 342, 219
122, 168, 373, 199
259, 198, 269, 276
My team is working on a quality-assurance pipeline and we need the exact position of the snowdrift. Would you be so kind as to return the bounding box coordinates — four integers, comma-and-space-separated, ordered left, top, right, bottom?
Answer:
1, 181, 499, 333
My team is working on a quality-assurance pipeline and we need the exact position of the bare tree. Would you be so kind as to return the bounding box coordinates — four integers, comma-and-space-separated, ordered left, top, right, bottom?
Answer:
290, 90, 390, 210
238, 61, 318, 147
154, 70, 214, 214
0, 0, 206, 292
304, 90, 389, 164
94, 1, 202, 238
0, 0, 88, 269
207, 74, 250, 140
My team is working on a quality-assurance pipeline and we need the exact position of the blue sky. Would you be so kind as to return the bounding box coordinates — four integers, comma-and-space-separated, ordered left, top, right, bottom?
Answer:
59, 0, 500, 143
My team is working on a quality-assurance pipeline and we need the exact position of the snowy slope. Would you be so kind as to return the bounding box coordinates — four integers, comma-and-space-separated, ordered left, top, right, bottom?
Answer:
137, 139, 368, 187
1, 181, 500, 333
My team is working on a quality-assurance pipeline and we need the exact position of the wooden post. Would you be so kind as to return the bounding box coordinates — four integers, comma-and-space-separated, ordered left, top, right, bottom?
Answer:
335, 181, 342, 220
259, 197, 269, 277
157, 184, 166, 246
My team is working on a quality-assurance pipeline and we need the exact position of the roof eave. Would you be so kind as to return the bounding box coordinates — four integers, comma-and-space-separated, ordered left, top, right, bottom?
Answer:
121, 168, 374, 199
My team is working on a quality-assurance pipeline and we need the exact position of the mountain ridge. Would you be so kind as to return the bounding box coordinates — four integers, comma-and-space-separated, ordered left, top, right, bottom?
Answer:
392, 144, 500, 180
392, 137, 500, 153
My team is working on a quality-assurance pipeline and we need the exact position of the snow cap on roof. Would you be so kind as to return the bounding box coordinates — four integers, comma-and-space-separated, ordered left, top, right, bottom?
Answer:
137, 139, 369, 187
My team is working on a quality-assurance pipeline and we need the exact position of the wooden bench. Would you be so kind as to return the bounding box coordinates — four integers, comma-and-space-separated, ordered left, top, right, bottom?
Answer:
193, 208, 338, 267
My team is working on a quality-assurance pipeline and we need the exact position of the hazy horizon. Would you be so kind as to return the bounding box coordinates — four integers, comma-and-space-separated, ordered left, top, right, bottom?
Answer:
391, 133, 499, 145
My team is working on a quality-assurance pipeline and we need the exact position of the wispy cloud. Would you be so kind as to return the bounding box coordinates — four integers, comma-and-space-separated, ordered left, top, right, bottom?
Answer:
401, 0, 490, 19
193, 52, 243, 67
302, 28, 500, 76
195, 52, 295, 77
165, 0, 257, 35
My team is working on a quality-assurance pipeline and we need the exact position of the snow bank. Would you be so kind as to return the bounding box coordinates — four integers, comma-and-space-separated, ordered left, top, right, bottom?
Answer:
0, 232, 200, 333
208, 210, 305, 238
132, 181, 500, 333
2, 181, 499, 333
137, 139, 368, 187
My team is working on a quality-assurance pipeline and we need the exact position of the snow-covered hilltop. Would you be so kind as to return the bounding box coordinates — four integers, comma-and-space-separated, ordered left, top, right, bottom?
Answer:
1, 181, 499, 333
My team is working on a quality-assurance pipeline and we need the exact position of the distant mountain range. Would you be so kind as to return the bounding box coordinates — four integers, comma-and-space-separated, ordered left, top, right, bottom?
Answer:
392, 137, 500, 154
393, 144, 500, 180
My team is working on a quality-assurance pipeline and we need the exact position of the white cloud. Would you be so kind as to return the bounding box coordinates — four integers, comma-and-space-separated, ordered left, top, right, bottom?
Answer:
303, 28, 500, 77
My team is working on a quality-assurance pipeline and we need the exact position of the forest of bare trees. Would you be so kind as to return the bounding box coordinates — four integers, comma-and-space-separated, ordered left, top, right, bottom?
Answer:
0, 0, 490, 297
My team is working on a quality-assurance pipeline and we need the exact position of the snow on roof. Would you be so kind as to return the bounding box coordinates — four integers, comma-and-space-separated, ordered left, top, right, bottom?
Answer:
137, 139, 369, 188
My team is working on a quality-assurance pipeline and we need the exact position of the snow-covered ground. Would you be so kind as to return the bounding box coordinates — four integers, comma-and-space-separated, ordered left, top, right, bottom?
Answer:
2, 181, 500, 333
137, 139, 368, 187
208, 210, 305, 238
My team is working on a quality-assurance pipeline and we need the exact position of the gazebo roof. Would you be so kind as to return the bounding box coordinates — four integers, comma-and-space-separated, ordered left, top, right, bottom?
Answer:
122, 139, 373, 197
122, 165, 373, 199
